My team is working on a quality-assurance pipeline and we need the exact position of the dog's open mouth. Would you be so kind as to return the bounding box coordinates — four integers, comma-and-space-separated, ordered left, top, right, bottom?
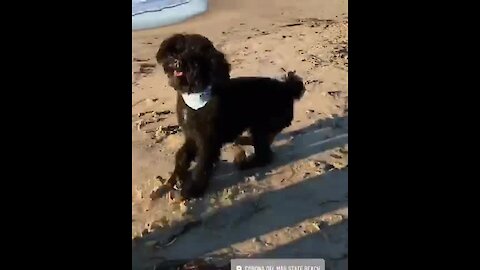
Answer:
174, 70, 183, 77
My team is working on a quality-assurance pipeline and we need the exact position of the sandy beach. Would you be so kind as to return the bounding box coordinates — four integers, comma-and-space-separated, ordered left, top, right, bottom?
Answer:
132, 0, 348, 269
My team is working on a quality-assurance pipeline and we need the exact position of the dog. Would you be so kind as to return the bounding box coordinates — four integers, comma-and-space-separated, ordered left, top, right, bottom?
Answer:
156, 34, 306, 200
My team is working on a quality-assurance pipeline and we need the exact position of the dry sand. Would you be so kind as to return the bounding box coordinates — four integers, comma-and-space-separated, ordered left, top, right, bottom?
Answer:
132, 0, 348, 269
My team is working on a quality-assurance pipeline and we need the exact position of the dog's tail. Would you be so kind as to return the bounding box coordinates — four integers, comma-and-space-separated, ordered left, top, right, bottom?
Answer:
283, 71, 305, 100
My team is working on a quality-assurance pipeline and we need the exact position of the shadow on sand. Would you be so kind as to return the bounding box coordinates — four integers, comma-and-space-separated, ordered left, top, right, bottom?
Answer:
132, 115, 348, 270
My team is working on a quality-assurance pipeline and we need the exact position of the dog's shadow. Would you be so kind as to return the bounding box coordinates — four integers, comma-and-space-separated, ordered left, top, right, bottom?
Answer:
208, 114, 348, 195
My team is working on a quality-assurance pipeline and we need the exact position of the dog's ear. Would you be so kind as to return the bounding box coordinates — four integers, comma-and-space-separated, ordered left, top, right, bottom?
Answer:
208, 50, 231, 83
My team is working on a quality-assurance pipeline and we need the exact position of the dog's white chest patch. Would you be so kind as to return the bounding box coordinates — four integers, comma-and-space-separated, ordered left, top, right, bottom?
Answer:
181, 86, 212, 110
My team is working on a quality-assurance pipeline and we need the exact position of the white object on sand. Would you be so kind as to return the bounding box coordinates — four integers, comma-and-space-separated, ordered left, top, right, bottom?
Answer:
132, 0, 208, 30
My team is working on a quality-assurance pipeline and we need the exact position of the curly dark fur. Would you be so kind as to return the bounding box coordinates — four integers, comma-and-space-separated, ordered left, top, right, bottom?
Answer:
156, 33, 231, 93
156, 34, 306, 200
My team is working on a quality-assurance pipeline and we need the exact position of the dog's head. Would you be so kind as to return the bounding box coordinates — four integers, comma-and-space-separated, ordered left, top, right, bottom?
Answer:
156, 33, 231, 94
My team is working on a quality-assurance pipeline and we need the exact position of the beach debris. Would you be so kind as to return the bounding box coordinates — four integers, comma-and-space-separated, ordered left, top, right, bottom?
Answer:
155, 110, 172, 115
321, 214, 344, 226
309, 160, 323, 168
245, 175, 257, 182
139, 63, 156, 73
311, 221, 323, 231
331, 161, 346, 170
327, 90, 342, 99
133, 57, 150, 62
137, 110, 153, 117
135, 119, 145, 130
305, 79, 322, 85
281, 23, 303, 28
154, 125, 181, 140
330, 153, 343, 159
159, 125, 181, 135
325, 163, 335, 171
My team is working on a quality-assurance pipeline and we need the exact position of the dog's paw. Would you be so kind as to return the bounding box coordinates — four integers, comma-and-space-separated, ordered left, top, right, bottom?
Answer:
237, 158, 258, 170
180, 181, 208, 200
167, 172, 187, 189
166, 173, 178, 187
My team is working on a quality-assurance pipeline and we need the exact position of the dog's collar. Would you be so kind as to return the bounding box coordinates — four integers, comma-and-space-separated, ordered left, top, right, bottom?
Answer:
181, 85, 212, 110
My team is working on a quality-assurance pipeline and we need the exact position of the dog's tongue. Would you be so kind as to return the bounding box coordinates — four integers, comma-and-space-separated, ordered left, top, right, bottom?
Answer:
174, 70, 183, 77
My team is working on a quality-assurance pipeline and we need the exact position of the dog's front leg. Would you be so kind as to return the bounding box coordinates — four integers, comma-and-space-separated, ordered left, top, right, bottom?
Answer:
181, 141, 221, 199
167, 138, 197, 189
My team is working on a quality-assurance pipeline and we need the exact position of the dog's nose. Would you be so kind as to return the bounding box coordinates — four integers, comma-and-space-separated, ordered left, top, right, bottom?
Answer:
173, 59, 180, 69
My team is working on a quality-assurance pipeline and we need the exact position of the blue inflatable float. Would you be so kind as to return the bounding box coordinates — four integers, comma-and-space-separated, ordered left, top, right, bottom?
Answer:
132, 0, 208, 30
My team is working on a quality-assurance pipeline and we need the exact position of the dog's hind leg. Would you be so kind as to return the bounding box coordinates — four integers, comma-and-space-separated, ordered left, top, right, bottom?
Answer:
234, 135, 253, 146
234, 130, 281, 169
167, 138, 197, 189
237, 128, 276, 170
234, 131, 278, 146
